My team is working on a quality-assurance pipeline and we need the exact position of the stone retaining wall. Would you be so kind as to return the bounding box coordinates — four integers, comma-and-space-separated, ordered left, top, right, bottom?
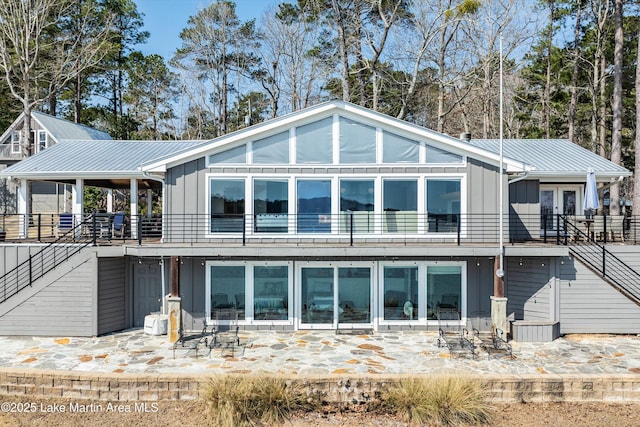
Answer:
0, 369, 639, 403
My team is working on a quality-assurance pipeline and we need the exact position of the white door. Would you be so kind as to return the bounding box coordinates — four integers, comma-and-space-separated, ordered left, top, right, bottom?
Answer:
540, 186, 579, 235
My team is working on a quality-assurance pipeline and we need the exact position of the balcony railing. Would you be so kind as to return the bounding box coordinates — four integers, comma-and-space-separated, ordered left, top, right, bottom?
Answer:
1, 212, 639, 247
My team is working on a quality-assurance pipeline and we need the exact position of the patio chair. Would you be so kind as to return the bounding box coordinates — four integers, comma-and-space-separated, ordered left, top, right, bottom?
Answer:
172, 319, 210, 359
56, 212, 74, 237
608, 215, 625, 242
112, 212, 127, 238
436, 309, 476, 359
209, 308, 241, 357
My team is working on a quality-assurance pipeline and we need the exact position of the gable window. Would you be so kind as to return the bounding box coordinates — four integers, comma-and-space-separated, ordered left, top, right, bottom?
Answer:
339, 117, 376, 163
426, 179, 461, 233
254, 179, 288, 233
253, 132, 289, 164
10, 131, 21, 154
426, 144, 462, 164
38, 131, 47, 152
296, 117, 333, 164
383, 180, 417, 233
208, 145, 246, 165
210, 179, 245, 232
382, 131, 419, 163
297, 179, 331, 233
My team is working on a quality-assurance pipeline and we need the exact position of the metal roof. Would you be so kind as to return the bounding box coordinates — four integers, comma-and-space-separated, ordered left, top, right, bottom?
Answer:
32, 111, 112, 141
468, 139, 631, 176
1, 140, 205, 177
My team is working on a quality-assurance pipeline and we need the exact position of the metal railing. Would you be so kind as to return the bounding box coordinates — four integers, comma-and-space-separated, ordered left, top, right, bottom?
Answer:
0, 219, 94, 304
562, 215, 640, 305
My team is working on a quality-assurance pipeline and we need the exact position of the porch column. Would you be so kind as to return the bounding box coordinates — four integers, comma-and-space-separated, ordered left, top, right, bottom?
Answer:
146, 189, 153, 218
17, 179, 30, 238
130, 179, 138, 239
72, 179, 84, 238
491, 256, 508, 335
106, 189, 113, 213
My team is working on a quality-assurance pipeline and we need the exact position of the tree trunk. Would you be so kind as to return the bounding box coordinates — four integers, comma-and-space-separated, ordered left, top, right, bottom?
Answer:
332, 0, 350, 101
633, 30, 640, 218
609, 0, 623, 216
75, 73, 82, 123
544, 0, 554, 139
568, 0, 582, 142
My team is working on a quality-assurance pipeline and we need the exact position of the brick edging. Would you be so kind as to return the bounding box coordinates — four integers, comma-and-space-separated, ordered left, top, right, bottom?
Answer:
0, 369, 639, 403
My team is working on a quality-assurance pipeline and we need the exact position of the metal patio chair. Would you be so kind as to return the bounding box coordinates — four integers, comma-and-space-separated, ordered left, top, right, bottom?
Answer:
468, 311, 513, 360
209, 308, 242, 357
172, 319, 210, 359
436, 309, 476, 359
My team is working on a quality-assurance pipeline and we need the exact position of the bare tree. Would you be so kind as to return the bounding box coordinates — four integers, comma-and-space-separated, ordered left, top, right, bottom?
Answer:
0, 0, 113, 155
609, 0, 623, 215
633, 29, 640, 218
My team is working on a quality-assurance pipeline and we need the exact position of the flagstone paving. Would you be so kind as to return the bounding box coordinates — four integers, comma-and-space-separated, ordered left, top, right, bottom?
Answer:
0, 330, 639, 376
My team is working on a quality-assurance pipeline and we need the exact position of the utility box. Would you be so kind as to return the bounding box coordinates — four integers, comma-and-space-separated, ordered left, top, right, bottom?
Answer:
144, 314, 168, 335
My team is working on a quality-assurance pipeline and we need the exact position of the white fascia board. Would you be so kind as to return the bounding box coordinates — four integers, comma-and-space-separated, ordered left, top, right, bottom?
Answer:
0, 113, 26, 143
530, 170, 632, 182
1, 171, 148, 180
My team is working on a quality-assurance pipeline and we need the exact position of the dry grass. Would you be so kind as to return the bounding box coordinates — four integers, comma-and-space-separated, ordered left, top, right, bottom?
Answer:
202, 375, 319, 426
380, 375, 494, 426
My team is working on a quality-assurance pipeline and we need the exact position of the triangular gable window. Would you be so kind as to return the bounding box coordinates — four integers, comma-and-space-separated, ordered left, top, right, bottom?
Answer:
208, 145, 246, 164
426, 144, 462, 164
253, 131, 289, 164
382, 131, 419, 163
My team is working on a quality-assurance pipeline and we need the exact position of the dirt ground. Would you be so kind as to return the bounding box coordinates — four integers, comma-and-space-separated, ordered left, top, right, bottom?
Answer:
0, 396, 639, 426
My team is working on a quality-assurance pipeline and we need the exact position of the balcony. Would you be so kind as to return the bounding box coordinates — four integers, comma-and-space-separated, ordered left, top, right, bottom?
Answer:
2, 213, 638, 247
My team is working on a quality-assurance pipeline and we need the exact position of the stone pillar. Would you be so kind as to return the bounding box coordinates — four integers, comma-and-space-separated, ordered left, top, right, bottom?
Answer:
17, 179, 30, 238
491, 257, 508, 335
167, 296, 182, 344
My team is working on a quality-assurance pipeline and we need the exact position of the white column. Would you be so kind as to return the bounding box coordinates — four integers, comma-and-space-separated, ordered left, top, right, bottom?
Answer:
17, 179, 30, 238
106, 189, 113, 213
72, 179, 84, 238
130, 179, 138, 239
146, 189, 153, 218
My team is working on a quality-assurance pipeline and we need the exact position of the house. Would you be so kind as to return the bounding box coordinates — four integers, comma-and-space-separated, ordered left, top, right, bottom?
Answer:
0, 100, 637, 340
0, 111, 112, 214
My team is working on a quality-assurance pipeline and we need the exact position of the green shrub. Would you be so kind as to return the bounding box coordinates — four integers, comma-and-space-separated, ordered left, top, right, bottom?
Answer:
380, 375, 494, 425
202, 375, 319, 426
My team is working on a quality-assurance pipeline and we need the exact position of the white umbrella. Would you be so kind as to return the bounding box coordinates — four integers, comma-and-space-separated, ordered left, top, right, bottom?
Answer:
583, 168, 599, 217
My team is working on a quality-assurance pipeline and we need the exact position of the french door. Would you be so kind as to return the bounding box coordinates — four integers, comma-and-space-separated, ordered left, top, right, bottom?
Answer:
298, 264, 373, 329
540, 185, 579, 235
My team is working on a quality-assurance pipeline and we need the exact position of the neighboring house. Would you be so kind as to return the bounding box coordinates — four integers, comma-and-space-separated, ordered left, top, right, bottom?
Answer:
0, 111, 111, 214
0, 100, 638, 340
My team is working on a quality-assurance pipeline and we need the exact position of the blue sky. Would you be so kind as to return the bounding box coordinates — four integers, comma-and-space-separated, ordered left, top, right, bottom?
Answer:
134, 0, 281, 59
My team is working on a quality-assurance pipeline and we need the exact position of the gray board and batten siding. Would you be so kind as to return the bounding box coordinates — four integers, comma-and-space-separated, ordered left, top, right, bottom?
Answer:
97, 257, 128, 335
0, 250, 97, 336
509, 180, 540, 241
165, 157, 503, 221
506, 256, 553, 322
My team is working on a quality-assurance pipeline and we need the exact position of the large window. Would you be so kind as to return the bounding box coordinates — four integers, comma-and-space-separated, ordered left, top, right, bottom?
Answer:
254, 266, 289, 320
426, 145, 462, 164
383, 180, 417, 233
340, 180, 374, 233
427, 265, 462, 320
11, 131, 20, 154
383, 266, 418, 321
254, 180, 288, 233
210, 179, 245, 232
296, 117, 333, 163
297, 180, 331, 233
426, 179, 461, 232
209, 265, 245, 319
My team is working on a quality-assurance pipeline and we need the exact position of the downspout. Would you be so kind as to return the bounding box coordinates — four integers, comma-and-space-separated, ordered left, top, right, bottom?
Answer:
508, 171, 530, 185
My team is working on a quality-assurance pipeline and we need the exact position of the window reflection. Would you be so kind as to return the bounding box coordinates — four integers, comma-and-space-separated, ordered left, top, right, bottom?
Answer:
254, 266, 288, 320
210, 265, 245, 319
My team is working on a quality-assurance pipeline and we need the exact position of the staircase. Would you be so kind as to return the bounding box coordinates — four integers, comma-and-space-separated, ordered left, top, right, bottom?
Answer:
564, 219, 640, 306
0, 222, 94, 304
